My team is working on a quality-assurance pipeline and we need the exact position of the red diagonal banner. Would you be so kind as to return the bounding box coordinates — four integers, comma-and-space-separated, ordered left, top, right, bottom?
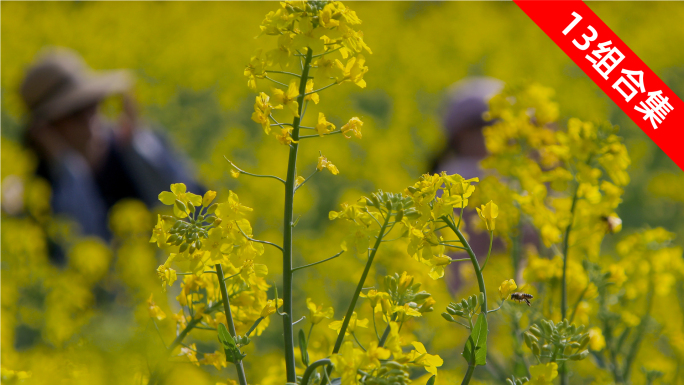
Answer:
514, 1, 684, 170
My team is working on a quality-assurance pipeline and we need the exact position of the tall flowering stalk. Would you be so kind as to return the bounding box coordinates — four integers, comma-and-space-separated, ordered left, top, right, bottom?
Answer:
243, 1, 371, 381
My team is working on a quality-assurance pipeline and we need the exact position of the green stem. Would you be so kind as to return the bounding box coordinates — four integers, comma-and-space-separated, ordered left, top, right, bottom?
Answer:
461, 364, 476, 384
560, 183, 579, 385
443, 215, 487, 385
216, 264, 248, 385
561, 182, 580, 320
292, 250, 345, 272
480, 231, 494, 271
443, 216, 488, 315
568, 285, 590, 324
377, 314, 398, 347
147, 302, 223, 385
622, 273, 655, 382
301, 359, 332, 385
332, 212, 392, 354
281, 47, 314, 383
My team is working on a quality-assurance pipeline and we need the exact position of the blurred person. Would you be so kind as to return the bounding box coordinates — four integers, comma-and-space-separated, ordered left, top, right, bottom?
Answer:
432, 77, 536, 286
431, 77, 503, 180
21, 47, 202, 242
431, 77, 504, 257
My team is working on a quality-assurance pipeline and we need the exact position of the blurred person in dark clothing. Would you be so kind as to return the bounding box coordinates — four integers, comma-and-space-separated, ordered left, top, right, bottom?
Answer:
432, 77, 535, 286
21, 47, 202, 241
431, 77, 503, 183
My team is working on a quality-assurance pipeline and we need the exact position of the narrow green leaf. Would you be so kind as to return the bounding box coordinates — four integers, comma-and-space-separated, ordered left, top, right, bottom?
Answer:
299, 329, 309, 366
462, 314, 488, 366
217, 323, 241, 363
426, 375, 436, 385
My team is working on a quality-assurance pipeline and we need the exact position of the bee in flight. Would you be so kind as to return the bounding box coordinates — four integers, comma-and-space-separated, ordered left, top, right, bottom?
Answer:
510, 292, 534, 306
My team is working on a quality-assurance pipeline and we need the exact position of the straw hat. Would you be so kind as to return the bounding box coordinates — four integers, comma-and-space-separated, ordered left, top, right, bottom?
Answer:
20, 47, 132, 121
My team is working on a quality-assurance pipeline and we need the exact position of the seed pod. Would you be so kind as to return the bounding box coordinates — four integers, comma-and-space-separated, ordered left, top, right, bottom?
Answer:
523, 332, 533, 349
569, 350, 589, 361
384, 361, 406, 370
531, 342, 541, 356
578, 334, 591, 350
564, 344, 574, 355
529, 326, 543, 338
207, 204, 218, 214
394, 209, 404, 222
175, 199, 187, 213
413, 292, 431, 302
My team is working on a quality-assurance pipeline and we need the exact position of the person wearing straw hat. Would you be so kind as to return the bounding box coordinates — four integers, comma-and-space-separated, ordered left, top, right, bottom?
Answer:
21, 47, 202, 242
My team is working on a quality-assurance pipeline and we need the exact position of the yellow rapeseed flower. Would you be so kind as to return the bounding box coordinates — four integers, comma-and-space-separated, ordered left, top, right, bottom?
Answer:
588, 327, 606, 351
260, 298, 283, 318
529, 362, 558, 385
272, 80, 300, 118
147, 294, 166, 321
315, 112, 335, 136
329, 312, 368, 335
335, 54, 368, 88
156, 264, 177, 291
341, 117, 363, 139
276, 127, 298, 146
317, 155, 339, 175
307, 298, 334, 324
476, 200, 498, 231
499, 279, 517, 300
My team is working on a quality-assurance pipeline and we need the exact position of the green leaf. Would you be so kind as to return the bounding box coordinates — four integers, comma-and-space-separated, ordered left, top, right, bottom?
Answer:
426, 375, 436, 385
462, 314, 488, 366
299, 329, 309, 366
217, 323, 241, 363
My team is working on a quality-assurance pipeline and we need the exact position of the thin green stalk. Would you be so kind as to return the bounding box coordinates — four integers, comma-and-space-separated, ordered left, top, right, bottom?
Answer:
147, 302, 223, 385
332, 212, 392, 354
378, 314, 398, 347
622, 273, 655, 382
442, 216, 488, 315
480, 231, 494, 271
568, 285, 590, 324
561, 182, 580, 320
281, 47, 314, 383
215, 264, 248, 385
301, 359, 332, 385
292, 250, 345, 272
442, 215, 487, 385
460, 366, 475, 385
560, 183, 579, 385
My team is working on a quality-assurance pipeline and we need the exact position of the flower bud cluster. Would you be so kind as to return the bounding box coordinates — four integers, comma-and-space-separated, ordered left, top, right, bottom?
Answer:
361, 361, 410, 385
525, 319, 590, 362
441, 293, 485, 325
384, 272, 433, 313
